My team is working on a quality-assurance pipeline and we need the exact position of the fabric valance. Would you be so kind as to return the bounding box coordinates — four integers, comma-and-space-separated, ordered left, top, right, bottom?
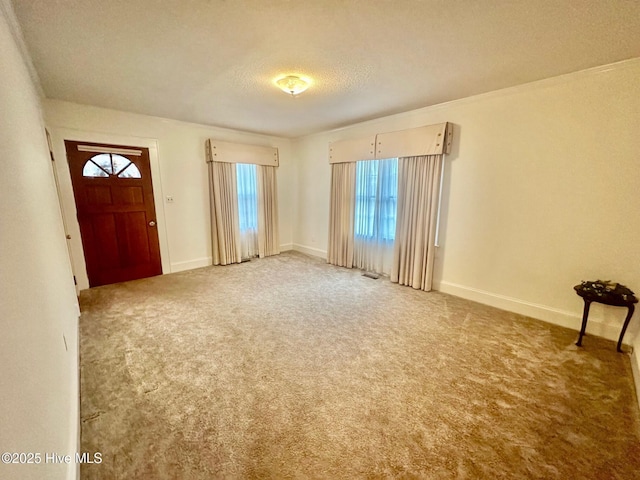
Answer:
329, 136, 376, 164
206, 139, 279, 167
328, 122, 452, 164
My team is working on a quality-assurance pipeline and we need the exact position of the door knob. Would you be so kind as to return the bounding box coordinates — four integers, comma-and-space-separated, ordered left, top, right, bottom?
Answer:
149, 221, 156, 227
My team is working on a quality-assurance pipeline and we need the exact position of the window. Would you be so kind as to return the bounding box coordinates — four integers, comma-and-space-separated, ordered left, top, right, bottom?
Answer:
82, 153, 141, 178
236, 163, 259, 259
354, 158, 398, 241
236, 163, 258, 231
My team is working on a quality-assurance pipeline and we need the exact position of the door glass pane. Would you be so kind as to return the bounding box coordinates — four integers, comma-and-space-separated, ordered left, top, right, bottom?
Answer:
82, 153, 143, 178
117, 163, 142, 178
112, 154, 131, 175
90, 154, 113, 174
82, 161, 109, 177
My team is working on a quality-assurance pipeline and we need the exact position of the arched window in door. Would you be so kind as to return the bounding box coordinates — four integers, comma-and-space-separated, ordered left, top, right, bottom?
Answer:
82, 153, 142, 178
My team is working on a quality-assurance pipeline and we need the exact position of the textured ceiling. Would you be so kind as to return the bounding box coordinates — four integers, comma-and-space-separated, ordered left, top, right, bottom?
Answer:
12, 0, 640, 138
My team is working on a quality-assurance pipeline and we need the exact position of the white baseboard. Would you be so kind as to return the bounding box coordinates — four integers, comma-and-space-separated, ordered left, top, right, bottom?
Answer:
292, 243, 327, 259
171, 248, 293, 273
73, 314, 81, 480
170, 257, 212, 273
436, 280, 624, 343
632, 349, 640, 412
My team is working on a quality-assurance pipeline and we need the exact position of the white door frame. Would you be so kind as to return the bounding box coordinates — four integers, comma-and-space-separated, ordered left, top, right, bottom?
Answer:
48, 127, 171, 291
46, 129, 79, 295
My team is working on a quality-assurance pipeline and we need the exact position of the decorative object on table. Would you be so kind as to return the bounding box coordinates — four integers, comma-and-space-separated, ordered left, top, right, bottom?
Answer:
574, 280, 638, 352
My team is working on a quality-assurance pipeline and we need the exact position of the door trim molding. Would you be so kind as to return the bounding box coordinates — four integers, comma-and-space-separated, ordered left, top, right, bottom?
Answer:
77, 145, 143, 156
47, 127, 171, 290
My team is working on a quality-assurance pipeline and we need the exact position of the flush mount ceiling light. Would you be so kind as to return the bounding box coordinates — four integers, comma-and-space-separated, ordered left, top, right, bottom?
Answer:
275, 75, 311, 96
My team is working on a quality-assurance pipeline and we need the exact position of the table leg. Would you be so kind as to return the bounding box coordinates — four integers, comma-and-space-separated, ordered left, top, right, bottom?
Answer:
576, 300, 591, 347
617, 304, 635, 353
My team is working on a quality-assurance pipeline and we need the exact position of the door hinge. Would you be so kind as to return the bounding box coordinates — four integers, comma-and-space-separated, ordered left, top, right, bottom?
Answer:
73, 276, 77, 285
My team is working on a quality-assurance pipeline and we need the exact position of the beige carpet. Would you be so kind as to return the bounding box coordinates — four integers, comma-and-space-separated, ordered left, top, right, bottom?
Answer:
79, 251, 640, 479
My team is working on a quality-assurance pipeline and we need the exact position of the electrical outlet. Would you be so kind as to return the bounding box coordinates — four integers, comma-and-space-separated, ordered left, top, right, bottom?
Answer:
166, 196, 174, 203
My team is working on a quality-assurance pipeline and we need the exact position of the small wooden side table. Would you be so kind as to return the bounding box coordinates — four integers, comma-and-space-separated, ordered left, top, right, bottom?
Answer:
574, 281, 638, 352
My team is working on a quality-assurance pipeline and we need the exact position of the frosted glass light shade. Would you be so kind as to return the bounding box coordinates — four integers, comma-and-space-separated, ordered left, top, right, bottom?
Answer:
275, 75, 310, 95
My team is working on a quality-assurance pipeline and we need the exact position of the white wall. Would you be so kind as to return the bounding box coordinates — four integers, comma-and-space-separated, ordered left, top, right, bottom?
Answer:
44, 100, 295, 290
293, 58, 640, 350
0, 3, 79, 480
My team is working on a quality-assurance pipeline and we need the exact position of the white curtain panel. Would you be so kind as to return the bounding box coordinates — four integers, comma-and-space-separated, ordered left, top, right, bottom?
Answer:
236, 163, 259, 259
208, 161, 242, 265
257, 165, 280, 258
353, 158, 398, 275
327, 162, 356, 268
391, 155, 443, 291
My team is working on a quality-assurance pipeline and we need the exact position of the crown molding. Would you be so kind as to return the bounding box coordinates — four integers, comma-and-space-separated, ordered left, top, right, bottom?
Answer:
312, 56, 640, 141
44, 98, 294, 145
402, 56, 640, 116
0, 0, 45, 98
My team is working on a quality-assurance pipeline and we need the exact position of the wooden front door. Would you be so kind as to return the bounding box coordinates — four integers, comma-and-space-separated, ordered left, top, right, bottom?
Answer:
66, 141, 162, 287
